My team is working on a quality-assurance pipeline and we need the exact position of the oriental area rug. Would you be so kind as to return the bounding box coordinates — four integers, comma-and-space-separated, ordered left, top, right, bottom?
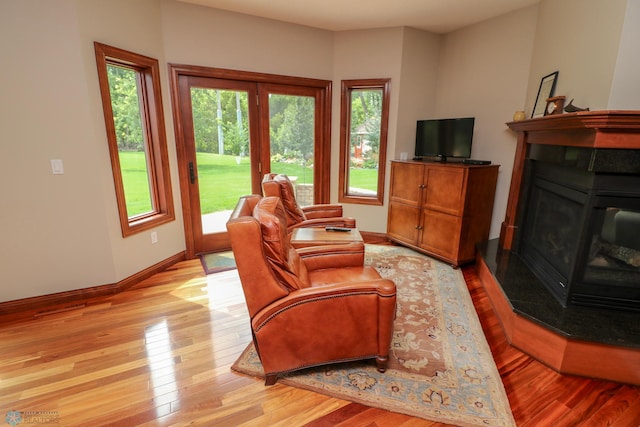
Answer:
232, 244, 516, 427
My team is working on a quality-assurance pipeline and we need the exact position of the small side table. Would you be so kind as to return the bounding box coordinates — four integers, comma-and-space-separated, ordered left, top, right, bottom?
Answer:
290, 228, 363, 249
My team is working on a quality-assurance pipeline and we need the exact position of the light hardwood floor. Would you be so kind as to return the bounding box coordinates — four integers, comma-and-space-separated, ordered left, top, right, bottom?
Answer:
1, 257, 639, 426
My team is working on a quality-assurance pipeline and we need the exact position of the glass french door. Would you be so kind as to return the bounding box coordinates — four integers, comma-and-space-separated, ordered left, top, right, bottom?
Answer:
173, 70, 330, 256
177, 76, 260, 254
260, 84, 320, 208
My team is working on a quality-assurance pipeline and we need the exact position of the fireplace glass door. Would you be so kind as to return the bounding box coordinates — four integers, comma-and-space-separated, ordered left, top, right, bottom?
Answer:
577, 205, 640, 309
520, 176, 588, 303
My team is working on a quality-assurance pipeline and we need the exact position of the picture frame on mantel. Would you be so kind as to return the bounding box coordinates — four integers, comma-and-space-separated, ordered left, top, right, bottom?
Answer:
531, 71, 558, 118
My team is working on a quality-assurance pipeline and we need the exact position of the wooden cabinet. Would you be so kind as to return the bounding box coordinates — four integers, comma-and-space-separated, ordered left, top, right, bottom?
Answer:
387, 160, 499, 266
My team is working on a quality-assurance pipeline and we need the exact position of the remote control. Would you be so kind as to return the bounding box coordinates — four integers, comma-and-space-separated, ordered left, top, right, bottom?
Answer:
325, 227, 352, 232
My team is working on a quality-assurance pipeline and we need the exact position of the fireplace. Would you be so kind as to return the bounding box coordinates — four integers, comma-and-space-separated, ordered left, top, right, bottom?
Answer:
474, 111, 640, 385
516, 146, 640, 310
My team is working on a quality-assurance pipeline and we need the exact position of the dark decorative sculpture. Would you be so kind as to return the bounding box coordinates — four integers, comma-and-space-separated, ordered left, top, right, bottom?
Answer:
564, 98, 590, 113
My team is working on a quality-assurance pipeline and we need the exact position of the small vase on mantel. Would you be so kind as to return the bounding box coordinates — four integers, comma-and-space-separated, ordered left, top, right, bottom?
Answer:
513, 110, 526, 121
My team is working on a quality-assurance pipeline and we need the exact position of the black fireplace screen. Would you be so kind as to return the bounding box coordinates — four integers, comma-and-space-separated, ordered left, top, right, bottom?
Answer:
519, 174, 589, 303
528, 187, 583, 284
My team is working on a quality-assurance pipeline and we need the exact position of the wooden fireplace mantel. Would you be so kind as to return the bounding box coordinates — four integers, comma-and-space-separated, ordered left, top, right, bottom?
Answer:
507, 110, 640, 142
500, 110, 640, 249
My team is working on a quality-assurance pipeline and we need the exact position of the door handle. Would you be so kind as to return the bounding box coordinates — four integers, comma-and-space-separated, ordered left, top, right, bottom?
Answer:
189, 162, 197, 184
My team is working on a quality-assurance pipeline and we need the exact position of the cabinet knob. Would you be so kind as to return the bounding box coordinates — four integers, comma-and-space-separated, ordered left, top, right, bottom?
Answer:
418, 184, 425, 189
415, 225, 423, 230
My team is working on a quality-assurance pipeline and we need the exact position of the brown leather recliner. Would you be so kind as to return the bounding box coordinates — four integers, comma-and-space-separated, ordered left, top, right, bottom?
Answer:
227, 195, 396, 385
261, 173, 356, 229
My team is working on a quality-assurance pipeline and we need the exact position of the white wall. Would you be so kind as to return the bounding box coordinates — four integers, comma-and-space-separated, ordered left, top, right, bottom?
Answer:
609, 0, 640, 109
525, 0, 627, 113
0, 0, 119, 301
394, 28, 442, 159
159, 0, 334, 79
331, 28, 405, 231
433, 6, 539, 238
75, 0, 187, 282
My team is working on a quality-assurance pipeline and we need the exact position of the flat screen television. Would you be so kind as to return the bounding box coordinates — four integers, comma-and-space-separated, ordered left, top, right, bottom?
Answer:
414, 117, 475, 162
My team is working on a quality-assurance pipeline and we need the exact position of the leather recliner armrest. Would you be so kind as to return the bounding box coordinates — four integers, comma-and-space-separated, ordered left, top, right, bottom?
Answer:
253, 279, 396, 329
296, 243, 365, 270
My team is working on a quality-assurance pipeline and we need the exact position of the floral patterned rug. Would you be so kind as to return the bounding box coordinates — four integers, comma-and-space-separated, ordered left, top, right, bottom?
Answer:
231, 244, 515, 427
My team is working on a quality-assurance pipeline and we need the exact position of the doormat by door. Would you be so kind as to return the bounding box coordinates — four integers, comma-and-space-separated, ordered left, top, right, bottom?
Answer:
199, 251, 236, 274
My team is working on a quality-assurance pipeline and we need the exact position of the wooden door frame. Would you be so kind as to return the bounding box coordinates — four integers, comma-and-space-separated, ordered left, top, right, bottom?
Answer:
168, 64, 332, 259
176, 75, 260, 255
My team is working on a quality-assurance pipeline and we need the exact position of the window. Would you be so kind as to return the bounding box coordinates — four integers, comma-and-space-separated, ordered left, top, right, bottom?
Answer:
339, 79, 390, 205
94, 42, 174, 237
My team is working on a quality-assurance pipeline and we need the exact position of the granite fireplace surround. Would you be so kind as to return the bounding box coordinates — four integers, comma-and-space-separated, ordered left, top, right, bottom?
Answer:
477, 111, 640, 385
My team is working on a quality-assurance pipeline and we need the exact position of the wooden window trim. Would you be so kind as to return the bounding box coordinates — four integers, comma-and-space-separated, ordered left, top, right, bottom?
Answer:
95, 42, 174, 237
338, 78, 390, 206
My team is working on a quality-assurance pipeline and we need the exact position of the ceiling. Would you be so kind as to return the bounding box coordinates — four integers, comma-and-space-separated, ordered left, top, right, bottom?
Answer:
178, 0, 540, 33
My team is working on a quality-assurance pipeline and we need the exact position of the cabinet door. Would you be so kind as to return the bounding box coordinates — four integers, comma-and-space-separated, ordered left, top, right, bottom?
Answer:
419, 209, 462, 262
387, 202, 420, 244
389, 162, 425, 207
423, 167, 466, 215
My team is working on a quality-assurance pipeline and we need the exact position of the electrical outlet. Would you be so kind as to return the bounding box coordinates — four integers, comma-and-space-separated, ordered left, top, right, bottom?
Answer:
151, 231, 158, 244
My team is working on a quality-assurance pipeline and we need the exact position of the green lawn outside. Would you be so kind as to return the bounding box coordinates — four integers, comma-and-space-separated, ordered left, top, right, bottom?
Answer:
346, 168, 379, 193
119, 151, 153, 216
120, 151, 379, 216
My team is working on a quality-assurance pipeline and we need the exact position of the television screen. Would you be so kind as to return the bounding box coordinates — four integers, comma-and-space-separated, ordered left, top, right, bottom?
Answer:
415, 117, 474, 161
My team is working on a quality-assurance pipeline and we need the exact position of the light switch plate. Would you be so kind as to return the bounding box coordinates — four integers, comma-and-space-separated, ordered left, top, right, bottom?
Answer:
51, 159, 64, 175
